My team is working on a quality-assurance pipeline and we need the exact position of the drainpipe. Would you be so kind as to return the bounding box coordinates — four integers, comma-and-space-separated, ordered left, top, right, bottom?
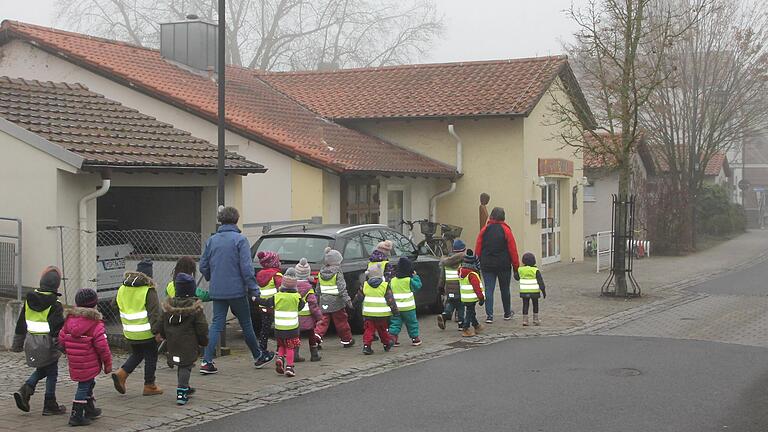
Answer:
79, 171, 111, 291
429, 124, 463, 222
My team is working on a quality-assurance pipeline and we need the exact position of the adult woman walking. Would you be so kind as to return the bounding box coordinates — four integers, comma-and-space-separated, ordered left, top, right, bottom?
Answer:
475, 207, 520, 323
199, 206, 274, 374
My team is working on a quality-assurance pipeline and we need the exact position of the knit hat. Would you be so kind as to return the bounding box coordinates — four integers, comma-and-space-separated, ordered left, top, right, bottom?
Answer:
522, 252, 537, 267
175, 272, 196, 298
452, 239, 466, 253
367, 263, 384, 280
281, 268, 298, 289
38, 266, 62, 296
376, 240, 393, 255
295, 258, 311, 280
323, 247, 343, 266
395, 257, 413, 278
257, 251, 281, 269
137, 259, 153, 278
75, 288, 98, 308
463, 249, 480, 270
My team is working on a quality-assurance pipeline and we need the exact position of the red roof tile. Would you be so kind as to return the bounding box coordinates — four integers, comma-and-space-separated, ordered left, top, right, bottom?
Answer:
0, 21, 456, 178
705, 152, 729, 177
259, 56, 572, 119
0, 76, 263, 173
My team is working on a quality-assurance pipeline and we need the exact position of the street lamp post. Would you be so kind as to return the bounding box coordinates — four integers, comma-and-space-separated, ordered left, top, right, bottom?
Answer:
216, 0, 230, 356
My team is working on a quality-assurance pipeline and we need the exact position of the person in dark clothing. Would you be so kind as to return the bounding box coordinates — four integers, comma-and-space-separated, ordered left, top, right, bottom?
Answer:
518, 252, 547, 326
161, 272, 209, 405
12, 266, 67, 416
475, 207, 520, 323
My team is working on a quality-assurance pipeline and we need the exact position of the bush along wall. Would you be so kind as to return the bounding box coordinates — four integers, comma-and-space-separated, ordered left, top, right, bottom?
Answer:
696, 185, 746, 236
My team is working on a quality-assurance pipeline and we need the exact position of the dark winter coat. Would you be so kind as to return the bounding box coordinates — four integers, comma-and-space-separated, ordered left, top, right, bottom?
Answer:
12, 290, 65, 367
317, 265, 350, 313
114, 272, 163, 344
160, 298, 209, 367
475, 219, 520, 273
298, 279, 323, 332
200, 224, 258, 299
438, 252, 465, 298
59, 307, 112, 382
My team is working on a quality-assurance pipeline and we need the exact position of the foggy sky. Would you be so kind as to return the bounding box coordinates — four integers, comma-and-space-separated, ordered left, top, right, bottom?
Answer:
3, 0, 585, 63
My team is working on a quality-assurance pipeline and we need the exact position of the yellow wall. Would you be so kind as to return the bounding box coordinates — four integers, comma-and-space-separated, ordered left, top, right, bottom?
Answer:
351, 81, 584, 264
353, 118, 524, 249
290, 159, 325, 220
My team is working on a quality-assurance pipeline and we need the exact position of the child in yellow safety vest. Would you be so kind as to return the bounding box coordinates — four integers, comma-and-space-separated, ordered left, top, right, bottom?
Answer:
256, 251, 283, 353
12, 266, 67, 416
459, 250, 485, 337
388, 257, 423, 347
353, 263, 399, 355
164, 256, 210, 302
111, 259, 163, 397
515, 253, 547, 326
294, 258, 323, 362
258, 268, 305, 377
368, 240, 395, 281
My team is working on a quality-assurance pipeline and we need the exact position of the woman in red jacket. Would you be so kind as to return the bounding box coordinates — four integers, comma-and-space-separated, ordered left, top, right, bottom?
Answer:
59, 289, 112, 426
475, 207, 520, 323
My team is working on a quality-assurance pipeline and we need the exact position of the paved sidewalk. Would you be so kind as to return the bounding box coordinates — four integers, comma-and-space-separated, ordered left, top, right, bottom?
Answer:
2, 230, 767, 432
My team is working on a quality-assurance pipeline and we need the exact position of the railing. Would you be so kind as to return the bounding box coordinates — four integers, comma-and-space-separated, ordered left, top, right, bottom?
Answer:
596, 230, 613, 273
0, 217, 22, 300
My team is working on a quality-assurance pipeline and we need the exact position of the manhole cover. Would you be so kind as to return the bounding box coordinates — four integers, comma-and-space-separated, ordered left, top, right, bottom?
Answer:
607, 368, 642, 377
447, 340, 481, 349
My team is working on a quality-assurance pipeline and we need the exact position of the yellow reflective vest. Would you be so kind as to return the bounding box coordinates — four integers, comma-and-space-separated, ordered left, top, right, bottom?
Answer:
116, 285, 153, 340
274, 291, 301, 331
362, 281, 391, 318
518, 266, 541, 294
389, 277, 416, 312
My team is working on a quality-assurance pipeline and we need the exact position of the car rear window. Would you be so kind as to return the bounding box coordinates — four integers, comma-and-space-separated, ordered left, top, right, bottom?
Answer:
256, 236, 333, 264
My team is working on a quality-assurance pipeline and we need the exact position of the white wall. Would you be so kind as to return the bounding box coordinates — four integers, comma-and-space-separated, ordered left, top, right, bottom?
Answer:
0, 40, 292, 225
584, 170, 619, 236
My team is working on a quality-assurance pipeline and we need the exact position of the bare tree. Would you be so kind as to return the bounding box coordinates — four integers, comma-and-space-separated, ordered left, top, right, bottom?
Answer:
53, 0, 443, 71
549, 0, 704, 295
642, 0, 768, 249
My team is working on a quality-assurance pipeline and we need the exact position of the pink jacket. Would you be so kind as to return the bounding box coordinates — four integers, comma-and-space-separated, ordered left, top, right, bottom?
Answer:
59, 307, 112, 382
297, 280, 323, 332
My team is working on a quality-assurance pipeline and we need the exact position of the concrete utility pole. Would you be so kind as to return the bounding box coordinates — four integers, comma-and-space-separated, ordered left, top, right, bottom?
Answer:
217, 0, 226, 208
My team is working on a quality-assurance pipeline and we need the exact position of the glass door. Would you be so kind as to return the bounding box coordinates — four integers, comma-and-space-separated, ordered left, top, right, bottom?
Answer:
387, 190, 404, 232
540, 180, 561, 264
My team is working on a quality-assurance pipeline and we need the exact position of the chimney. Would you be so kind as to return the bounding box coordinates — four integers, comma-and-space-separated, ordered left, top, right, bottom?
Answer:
160, 15, 218, 73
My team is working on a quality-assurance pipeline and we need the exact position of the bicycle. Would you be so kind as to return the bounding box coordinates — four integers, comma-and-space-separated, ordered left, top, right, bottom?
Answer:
401, 219, 463, 257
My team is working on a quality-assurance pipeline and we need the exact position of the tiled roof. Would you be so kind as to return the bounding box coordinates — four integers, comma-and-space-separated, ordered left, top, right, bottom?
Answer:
0, 76, 264, 173
0, 21, 456, 178
259, 56, 573, 119
704, 152, 729, 177
583, 133, 620, 169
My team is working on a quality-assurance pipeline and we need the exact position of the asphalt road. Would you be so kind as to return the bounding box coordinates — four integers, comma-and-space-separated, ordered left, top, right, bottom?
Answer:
184, 261, 768, 432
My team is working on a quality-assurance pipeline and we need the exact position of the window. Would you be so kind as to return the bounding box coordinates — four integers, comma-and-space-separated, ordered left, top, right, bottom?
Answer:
256, 236, 333, 264
342, 178, 380, 224
342, 235, 365, 260
360, 229, 386, 256
381, 229, 417, 257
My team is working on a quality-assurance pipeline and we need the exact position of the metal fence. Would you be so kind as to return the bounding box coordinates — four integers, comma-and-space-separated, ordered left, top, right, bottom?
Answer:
0, 217, 22, 300
48, 226, 208, 338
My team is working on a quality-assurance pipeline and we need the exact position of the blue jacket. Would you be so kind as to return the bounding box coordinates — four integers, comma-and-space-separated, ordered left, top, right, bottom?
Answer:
200, 224, 258, 300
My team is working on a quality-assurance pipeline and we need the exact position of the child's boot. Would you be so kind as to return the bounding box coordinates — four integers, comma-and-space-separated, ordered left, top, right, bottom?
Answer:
142, 383, 164, 396
523, 315, 529, 326
310, 345, 321, 362
275, 356, 285, 374
176, 388, 189, 406
13, 383, 34, 412
42, 396, 67, 416
533, 314, 541, 326
362, 345, 373, 355
84, 397, 101, 418
392, 335, 400, 347
285, 365, 296, 377
68, 402, 92, 427
462, 327, 476, 337
437, 314, 446, 330
294, 347, 305, 363
474, 323, 485, 333
111, 368, 129, 394
384, 339, 395, 352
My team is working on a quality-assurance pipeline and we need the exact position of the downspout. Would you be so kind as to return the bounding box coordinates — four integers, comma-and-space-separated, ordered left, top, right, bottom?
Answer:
430, 124, 463, 222
79, 171, 111, 291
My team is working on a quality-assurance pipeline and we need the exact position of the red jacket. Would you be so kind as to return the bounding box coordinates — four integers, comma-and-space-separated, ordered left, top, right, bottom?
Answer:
475, 219, 520, 272
59, 307, 112, 382
256, 268, 283, 312
459, 267, 485, 302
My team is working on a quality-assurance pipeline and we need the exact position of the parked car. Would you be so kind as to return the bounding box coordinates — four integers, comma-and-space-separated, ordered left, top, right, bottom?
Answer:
251, 224, 442, 332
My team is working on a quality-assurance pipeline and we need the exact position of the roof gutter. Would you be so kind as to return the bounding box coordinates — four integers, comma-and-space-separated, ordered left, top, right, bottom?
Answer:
430, 124, 463, 222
